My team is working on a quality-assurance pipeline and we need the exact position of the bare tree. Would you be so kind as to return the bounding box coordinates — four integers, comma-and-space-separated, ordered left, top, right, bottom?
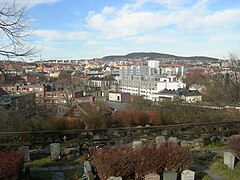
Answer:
227, 50, 240, 105
0, 0, 35, 59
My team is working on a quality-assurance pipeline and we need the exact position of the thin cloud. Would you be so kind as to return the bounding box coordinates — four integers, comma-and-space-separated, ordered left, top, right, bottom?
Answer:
87, 0, 240, 39
34, 30, 90, 41
16, 0, 61, 8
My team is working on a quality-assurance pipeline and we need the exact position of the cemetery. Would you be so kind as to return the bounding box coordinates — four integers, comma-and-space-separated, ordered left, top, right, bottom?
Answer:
0, 121, 240, 179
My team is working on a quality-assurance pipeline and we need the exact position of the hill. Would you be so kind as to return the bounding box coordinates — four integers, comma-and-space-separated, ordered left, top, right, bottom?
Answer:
102, 52, 219, 61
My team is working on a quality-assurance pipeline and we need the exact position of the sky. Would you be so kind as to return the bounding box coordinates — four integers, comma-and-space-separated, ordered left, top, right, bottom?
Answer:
15, 0, 240, 59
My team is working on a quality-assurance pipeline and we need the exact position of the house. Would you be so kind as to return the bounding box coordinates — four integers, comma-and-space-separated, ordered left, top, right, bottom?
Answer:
0, 92, 36, 113
148, 89, 179, 102
63, 102, 113, 129
179, 90, 202, 103
108, 92, 131, 102
2, 84, 51, 104
189, 84, 207, 94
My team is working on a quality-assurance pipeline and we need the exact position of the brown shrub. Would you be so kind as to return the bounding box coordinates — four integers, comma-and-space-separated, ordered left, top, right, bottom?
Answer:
226, 135, 240, 157
0, 152, 24, 179
91, 143, 193, 180
90, 145, 135, 179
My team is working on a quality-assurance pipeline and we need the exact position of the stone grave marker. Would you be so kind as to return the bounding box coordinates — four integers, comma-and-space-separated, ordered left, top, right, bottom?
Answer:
50, 143, 60, 161
18, 146, 30, 162
156, 136, 165, 147
224, 152, 235, 170
84, 161, 95, 180
180, 140, 188, 147
163, 171, 177, 180
168, 137, 178, 145
93, 135, 100, 140
162, 130, 168, 136
132, 140, 142, 149
181, 170, 195, 180
145, 173, 160, 180
107, 177, 122, 180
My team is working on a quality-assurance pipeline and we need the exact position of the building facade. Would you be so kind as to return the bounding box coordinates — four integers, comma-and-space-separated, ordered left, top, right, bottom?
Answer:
118, 64, 186, 98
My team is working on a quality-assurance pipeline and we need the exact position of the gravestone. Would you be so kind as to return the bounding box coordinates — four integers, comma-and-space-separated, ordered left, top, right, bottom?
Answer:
162, 130, 168, 136
18, 146, 30, 162
224, 152, 235, 170
163, 171, 177, 180
50, 143, 60, 161
181, 170, 195, 180
145, 173, 160, 180
168, 137, 178, 145
84, 161, 95, 180
180, 140, 188, 147
107, 177, 122, 180
132, 140, 142, 149
93, 135, 100, 140
156, 136, 165, 147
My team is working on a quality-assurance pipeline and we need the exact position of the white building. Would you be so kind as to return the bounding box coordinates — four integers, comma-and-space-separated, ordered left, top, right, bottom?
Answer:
118, 65, 186, 98
148, 60, 159, 69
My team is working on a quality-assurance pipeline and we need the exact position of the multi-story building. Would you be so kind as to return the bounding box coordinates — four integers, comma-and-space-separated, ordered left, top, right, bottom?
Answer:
118, 62, 186, 98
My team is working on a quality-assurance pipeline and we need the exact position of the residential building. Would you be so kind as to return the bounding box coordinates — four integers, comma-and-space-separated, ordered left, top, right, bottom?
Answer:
189, 84, 207, 94
179, 90, 202, 103
0, 92, 36, 113
118, 65, 186, 98
108, 92, 131, 102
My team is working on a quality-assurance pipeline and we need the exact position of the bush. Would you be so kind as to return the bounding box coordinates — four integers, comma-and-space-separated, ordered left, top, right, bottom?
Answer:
90, 145, 135, 179
227, 135, 240, 157
0, 152, 24, 179
91, 143, 193, 180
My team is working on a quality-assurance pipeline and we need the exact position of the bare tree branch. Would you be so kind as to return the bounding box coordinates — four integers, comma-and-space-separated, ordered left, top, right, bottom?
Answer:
0, 0, 37, 59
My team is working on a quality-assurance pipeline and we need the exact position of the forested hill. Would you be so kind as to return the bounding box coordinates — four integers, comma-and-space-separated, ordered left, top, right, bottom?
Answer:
102, 52, 219, 61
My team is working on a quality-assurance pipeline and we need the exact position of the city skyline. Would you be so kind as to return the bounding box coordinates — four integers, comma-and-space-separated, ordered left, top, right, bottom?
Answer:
17, 0, 240, 59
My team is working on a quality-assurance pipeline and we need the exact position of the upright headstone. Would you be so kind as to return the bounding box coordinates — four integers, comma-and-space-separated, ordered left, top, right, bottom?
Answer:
50, 143, 60, 161
18, 146, 30, 162
168, 137, 178, 145
163, 171, 177, 180
162, 130, 168, 136
180, 140, 188, 147
84, 161, 95, 180
107, 177, 122, 180
145, 173, 160, 180
132, 140, 142, 149
156, 136, 165, 147
181, 170, 195, 180
224, 152, 235, 170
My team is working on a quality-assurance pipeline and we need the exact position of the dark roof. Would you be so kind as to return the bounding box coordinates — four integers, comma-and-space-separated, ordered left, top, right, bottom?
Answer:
88, 76, 115, 81
159, 89, 179, 95
179, 90, 202, 96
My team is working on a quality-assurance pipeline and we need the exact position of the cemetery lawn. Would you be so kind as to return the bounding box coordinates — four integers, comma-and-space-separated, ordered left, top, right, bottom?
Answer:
209, 157, 240, 180
197, 154, 240, 180
25, 154, 87, 168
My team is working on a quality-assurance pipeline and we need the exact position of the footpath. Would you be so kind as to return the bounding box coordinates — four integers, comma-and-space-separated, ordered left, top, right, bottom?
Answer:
30, 165, 83, 180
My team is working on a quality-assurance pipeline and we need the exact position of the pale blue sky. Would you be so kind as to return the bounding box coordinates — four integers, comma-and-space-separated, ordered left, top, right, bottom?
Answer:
18, 0, 240, 59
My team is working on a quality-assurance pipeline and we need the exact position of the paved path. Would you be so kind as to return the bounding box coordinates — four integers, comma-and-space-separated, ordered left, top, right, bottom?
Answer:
192, 162, 223, 180
30, 165, 83, 180
52, 172, 65, 180
30, 165, 83, 172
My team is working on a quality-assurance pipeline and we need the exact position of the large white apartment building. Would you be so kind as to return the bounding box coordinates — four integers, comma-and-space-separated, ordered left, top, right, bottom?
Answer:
118, 61, 186, 98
